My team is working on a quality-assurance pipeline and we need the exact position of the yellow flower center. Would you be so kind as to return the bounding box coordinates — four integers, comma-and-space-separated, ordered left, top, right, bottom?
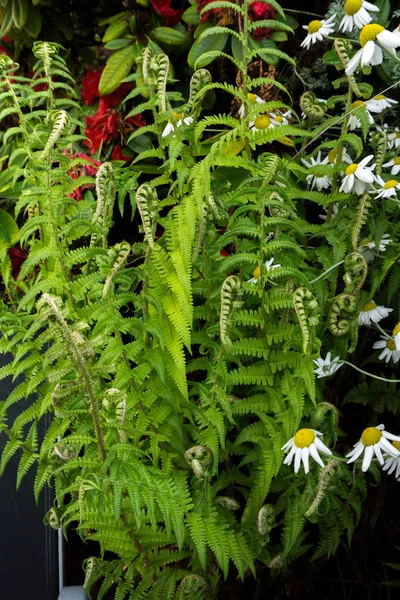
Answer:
361, 427, 382, 446
328, 149, 337, 164
254, 115, 271, 130
396, 133, 400, 139
172, 111, 183, 120
222, 140, 246, 157
373, 94, 386, 101
253, 266, 261, 279
352, 100, 365, 109
275, 115, 283, 123
395, 157, 400, 165
393, 323, 400, 337
360, 24, 384, 47
344, 0, 362, 15
248, 93, 256, 104
384, 179, 399, 189
387, 339, 396, 351
361, 301, 377, 312
392, 440, 400, 451
308, 20, 323, 34
293, 428, 315, 449
346, 163, 358, 175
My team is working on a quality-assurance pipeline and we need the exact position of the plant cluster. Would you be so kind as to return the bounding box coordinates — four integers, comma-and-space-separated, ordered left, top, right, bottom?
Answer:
0, 1, 400, 598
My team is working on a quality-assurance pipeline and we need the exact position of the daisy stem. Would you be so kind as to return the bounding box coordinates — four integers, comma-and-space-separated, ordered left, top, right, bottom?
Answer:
310, 260, 344, 284
374, 321, 391, 338
342, 360, 400, 383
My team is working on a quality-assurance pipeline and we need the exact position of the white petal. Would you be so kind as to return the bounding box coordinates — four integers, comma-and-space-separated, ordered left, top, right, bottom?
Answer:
283, 445, 296, 465
361, 40, 375, 65
294, 448, 301, 473
362, 445, 374, 471
301, 447, 310, 474
309, 443, 325, 467
377, 30, 400, 49
374, 443, 384, 465
346, 49, 362, 75
314, 436, 332, 456
356, 167, 374, 183
347, 442, 364, 461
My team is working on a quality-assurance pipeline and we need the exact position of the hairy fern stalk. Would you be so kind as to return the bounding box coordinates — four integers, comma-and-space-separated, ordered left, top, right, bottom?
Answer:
0, 3, 398, 597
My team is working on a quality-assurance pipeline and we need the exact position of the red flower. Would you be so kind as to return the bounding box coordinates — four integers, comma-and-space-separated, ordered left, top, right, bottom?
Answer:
220, 249, 229, 257
249, 1, 276, 40
8, 245, 27, 280
84, 103, 146, 155
150, 0, 184, 26
111, 146, 131, 161
81, 68, 131, 107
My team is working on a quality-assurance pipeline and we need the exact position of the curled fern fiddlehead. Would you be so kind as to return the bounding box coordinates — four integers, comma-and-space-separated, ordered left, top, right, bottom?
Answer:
257, 504, 275, 537
334, 39, 364, 98
293, 287, 320, 354
305, 460, 341, 519
184, 445, 214, 479
136, 183, 159, 249
300, 92, 327, 121
220, 275, 242, 345
351, 193, 371, 251
102, 242, 131, 298
153, 53, 170, 114
187, 68, 212, 112
40, 110, 69, 159
343, 252, 367, 295
370, 127, 388, 176
328, 293, 358, 336
92, 162, 116, 247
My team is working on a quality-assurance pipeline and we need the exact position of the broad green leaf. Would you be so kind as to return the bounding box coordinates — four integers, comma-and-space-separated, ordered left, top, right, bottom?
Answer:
322, 49, 343, 70
105, 38, 131, 50
24, 3, 41, 37
0, 209, 19, 250
375, 0, 390, 25
249, 37, 279, 66
99, 45, 136, 96
149, 27, 190, 47
188, 29, 229, 68
270, 31, 288, 42
12, 0, 28, 29
102, 19, 128, 43
182, 5, 200, 25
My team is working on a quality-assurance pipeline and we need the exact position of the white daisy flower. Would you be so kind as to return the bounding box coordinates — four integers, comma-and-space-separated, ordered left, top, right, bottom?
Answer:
270, 110, 292, 127
301, 151, 331, 191
366, 94, 398, 113
313, 352, 343, 378
393, 322, 400, 351
339, 155, 375, 194
346, 424, 400, 472
358, 233, 392, 261
383, 157, 400, 176
238, 93, 264, 119
161, 113, 193, 138
301, 15, 336, 50
339, 0, 379, 33
373, 335, 400, 363
282, 428, 332, 474
388, 128, 400, 150
347, 100, 375, 131
382, 441, 400, 480
247, 258, 281, 284
346, 24, 400, 75
327, 147, 353, 166
249, 114, 274, 132
373, 175, 400, 199
358, 300, 393, 326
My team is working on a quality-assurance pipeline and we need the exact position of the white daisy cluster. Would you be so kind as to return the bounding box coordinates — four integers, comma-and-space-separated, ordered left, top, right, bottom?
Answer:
300, 3, 400, 75
161, 112, 193, 138
282, 424, 400, 477
247, 258, 281, 284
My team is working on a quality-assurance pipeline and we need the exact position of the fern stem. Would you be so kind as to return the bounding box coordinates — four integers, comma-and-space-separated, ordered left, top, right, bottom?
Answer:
40, 294, 106, 461
310, 260, 344, 284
